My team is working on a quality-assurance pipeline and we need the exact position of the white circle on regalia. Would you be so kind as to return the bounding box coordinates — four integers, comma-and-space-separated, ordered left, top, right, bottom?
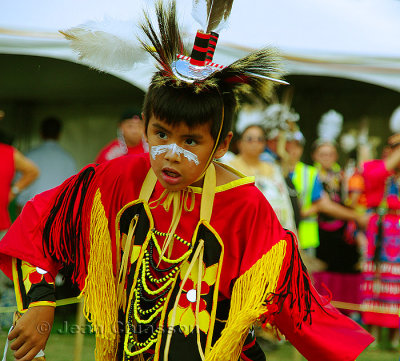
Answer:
186, 289, 197, 303
36, 267, 48, 274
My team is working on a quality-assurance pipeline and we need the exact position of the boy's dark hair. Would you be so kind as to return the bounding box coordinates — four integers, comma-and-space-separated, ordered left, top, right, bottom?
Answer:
143, 77, 236, 145
41, 117, 62, 140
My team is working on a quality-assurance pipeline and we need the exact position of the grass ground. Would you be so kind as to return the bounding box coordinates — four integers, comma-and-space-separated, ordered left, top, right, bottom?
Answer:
0, 310, 398, 361
1, 329, 398, 361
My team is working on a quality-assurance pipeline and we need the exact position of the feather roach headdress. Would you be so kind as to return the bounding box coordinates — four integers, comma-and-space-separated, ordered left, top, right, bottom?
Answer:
140, 0, 286, 98
61, 0, 286, 101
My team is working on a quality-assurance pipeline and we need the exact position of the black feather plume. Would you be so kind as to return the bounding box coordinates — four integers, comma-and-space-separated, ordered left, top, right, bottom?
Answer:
192, 0, 235, 33
139, 0, 185, 77
200, 48, 285, 101
206, 0, 234, 33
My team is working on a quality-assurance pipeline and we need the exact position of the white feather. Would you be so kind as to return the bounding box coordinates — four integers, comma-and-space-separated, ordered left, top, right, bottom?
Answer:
340, 133, 357, 153
389, 106, 400, 133
214, 19, 229, 33
236, 108, 265, 134
318, 109, 343, 142
62, 17, 147, 72
191, 0, 208, 30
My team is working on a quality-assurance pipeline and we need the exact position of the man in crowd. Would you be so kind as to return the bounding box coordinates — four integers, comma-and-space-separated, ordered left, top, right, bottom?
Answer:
17, 116, 77, 208
95, 109, 148, 163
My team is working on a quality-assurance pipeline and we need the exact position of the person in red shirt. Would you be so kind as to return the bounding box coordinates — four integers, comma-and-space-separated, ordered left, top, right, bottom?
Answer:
95, 109, 148, 163
0, 142, 39, 238
0, 139, 39, 329
360, 134, 400, 348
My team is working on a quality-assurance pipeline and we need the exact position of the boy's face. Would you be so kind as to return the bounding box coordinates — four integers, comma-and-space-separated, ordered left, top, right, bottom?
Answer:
145, 116, 229, 191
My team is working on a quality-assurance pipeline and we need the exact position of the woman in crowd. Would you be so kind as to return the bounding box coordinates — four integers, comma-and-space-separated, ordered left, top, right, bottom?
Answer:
228, 124, 297, 233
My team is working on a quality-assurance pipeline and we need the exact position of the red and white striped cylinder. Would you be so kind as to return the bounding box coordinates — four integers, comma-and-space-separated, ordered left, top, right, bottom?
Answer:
189, 31, 211, 67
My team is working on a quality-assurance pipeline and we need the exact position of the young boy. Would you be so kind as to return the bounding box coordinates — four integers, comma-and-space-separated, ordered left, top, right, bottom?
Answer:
0, 2, 373, 361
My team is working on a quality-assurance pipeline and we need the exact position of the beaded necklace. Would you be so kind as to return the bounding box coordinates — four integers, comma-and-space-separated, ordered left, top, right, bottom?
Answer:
124, 164, 216, 359
126, 228, 193, 357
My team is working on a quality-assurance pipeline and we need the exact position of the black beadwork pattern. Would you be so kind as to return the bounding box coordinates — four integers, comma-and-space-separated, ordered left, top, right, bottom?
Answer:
125, 228, 193, 359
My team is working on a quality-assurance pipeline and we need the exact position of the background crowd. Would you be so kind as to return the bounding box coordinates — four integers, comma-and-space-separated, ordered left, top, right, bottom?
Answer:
1, 101, 400, 351
223, 102, 400, 351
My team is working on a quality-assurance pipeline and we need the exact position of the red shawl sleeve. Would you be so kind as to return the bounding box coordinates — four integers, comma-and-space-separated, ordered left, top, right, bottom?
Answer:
208, 185, 373, 361
237, 191, 373, 360
0, 153, 151, 289
0, 164, 97, 285
273, 231, 374, 361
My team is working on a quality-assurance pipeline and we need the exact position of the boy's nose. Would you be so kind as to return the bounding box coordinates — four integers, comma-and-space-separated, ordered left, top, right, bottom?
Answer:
164, 144, 181, 163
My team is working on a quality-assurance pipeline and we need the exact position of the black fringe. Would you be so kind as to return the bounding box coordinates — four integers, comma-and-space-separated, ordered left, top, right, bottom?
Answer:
42, 166, 96, 283
271, 231, 329, 329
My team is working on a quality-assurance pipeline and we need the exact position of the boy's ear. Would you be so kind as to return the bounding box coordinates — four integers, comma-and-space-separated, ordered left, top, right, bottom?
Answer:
214, 131, 233, 159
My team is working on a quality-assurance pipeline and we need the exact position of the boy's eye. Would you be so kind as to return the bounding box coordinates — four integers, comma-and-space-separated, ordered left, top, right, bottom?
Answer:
185, 138, 197, 146
157, 132, 167, 140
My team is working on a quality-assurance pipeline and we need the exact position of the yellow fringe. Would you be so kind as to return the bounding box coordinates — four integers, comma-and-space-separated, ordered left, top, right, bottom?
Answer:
205, 240, 286, 361
80, 189, 118, 361
149, 188, 195, 260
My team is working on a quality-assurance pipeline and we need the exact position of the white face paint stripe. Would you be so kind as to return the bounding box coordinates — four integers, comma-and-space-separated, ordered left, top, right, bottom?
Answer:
150, 144, 200, 165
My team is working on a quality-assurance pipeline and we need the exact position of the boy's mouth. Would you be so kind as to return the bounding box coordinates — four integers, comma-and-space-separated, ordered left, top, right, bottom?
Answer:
161, 167, 182, 185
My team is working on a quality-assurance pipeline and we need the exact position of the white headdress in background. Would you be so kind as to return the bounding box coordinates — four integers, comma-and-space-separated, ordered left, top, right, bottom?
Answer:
389, 105, 400, 134
317, 109, 343, 143
235, 103, 300, 137
235, 108, 265, 134
262, 103, 300, 131
339, 118, 380, 164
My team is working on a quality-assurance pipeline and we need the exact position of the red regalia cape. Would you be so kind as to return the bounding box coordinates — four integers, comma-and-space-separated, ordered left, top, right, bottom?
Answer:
0, 153, 373, 361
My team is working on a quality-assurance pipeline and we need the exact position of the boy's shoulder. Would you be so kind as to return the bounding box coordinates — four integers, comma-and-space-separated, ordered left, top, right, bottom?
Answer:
215, 161, 241, 186
215, 167, 269, 208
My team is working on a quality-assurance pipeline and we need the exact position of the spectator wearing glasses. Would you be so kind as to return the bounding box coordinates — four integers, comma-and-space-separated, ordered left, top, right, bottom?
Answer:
228, 124, 296, 232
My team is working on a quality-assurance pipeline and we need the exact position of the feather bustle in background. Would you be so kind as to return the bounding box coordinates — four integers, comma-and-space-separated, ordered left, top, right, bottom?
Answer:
191, 0, 234, 33
340, 132, 358, 153
60, 18, 147, 71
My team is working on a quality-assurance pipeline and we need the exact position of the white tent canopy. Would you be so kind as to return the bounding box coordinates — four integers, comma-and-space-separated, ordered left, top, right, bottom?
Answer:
1, 0, 400, 92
